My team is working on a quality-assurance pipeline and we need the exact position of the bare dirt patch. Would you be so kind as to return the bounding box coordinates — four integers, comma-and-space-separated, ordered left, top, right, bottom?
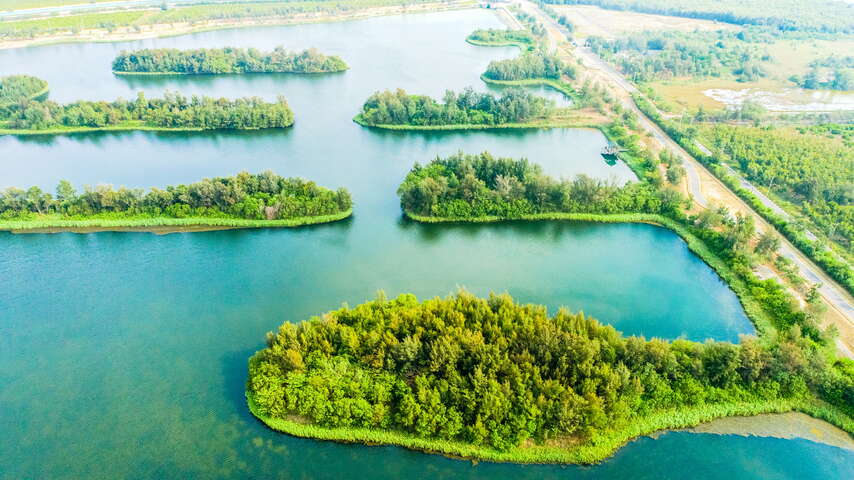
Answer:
554, 5, 736, 39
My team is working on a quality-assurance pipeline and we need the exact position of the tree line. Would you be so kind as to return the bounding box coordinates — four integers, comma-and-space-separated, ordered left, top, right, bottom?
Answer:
112, 46, 348, 74
249, 291, 851, 451
0, 171, 352, 221
356, 88, 553, 127
541, 0, 854, 34
790, 56, 854, 91
483, 51, 576, 82
466, 29, 536, 51
397, 151, 682, 218
2, 91, 294, 131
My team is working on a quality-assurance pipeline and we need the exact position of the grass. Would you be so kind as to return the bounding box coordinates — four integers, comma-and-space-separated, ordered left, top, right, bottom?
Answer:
0, 209, 352, 233
352, 109, 601, 131
247, 388, 847, 464
0, 120, 293, 135
465, 36, 535, 52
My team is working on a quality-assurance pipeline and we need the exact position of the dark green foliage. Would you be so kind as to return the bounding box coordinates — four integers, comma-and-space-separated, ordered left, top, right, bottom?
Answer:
0, 75, 47, 107
397, 152, 679, 218
0, 171, 352, 221
249, 292, 848, 450
705, 125, 854, 253
541, 0, 854, 34
3, 91, 294, 131
112, 46, 348, 74
484, 51, 576, 81
357, 88, 552, 127
588, 30, 770, 82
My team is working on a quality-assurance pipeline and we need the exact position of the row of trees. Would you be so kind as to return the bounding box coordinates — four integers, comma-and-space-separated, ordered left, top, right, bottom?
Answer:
397, 152, 682, 218
0, 75, 48, 108
357, 88, 553, 126
3, 91, 294, 131
112, 46, 348, 74
587, 30, 771, 83
704, 124, 853, 252
483, 51, 575, 82
0, 171, 351, 221
249, 291, 850, 451
541, 0, 854, 34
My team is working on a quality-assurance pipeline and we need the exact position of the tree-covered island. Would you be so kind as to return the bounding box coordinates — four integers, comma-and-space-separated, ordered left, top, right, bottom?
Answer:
248, 291, 852, 464
0, 171, 352, 232
0, 82, 295, 135
0, 75, 49, 110
112, 46, 348, 75
354, 87, 560, 130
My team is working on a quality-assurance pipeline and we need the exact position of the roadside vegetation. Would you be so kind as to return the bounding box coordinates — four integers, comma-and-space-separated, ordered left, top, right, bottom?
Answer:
0, 84, 294, 134
248, 290, 853, 463
112, 46, 348, 75
0, 171, 352, 231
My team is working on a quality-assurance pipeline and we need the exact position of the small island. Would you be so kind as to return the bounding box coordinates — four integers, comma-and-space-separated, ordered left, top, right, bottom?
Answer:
112, 46, 349, 75
247, 291, 852, 464
0, 82, 295, 135
0, 171, 352, 233
465, 28, 536, 51
354, 87, 563, 130
0, 75, 49, 109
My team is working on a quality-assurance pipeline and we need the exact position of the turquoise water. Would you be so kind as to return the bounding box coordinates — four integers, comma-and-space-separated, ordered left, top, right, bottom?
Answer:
1, 9, 848, 479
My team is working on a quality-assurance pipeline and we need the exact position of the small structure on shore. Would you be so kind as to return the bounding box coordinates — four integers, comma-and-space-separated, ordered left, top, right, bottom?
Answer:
601, 143, 625, 165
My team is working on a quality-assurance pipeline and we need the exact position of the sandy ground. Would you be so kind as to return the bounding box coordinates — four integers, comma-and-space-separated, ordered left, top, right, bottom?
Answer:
0, 1, 475, 49
677, 412, 854, 451
553, 5, 735, 40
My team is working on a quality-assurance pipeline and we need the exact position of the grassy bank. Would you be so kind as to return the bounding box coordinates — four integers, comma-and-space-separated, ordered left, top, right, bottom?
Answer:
480, 75, 577, 99
405, 210, 775, 335
0, 209, 352, 233
0, 120, 292, 136
465, 37, 534, 51
248, 389, 846, 464
353, 110, 596, 131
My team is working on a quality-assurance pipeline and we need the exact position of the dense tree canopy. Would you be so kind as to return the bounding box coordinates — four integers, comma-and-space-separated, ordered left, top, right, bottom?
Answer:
0, 171, 352, 221
0, 74, 47, 108
249, 291, 849, 451
112, 46, 348, 74
466, 29, 536, 51
2, 91, 294, 131
397, 152, 680, 218
483, 51, 576, 82
704, 125, 854, 252
356, 88, 553, 127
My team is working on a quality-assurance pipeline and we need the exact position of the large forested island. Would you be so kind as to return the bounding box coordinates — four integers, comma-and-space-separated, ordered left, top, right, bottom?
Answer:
112, 47, 348, 75
247, 291, 852, 464
354, 88, 555, 129
0, 171, 352, 232
0, 88, 294, 134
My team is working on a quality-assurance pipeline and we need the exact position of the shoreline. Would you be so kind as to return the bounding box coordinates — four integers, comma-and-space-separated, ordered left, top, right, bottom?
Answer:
352, 111, 598, 131
247, 389, 851, 465
480, 75, 578, 99
111, 68, 348, 76
0, 122, 293, 136
0, 1, 477, 50
0, 210, 352, 234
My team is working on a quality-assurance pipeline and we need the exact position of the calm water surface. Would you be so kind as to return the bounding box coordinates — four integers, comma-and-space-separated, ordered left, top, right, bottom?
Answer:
2, 10, 848, 480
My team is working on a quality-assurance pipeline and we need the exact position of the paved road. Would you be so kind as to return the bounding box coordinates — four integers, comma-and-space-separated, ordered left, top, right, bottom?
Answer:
0, 0, 214, 19
520, 0, 854, 329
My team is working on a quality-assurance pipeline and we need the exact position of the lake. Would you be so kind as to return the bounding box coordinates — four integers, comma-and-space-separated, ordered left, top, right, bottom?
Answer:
1, 9, 849, 480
